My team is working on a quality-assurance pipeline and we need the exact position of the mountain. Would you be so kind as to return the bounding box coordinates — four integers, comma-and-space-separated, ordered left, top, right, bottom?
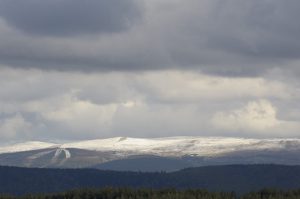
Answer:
1, 165, 300, 195
1, 137, 300, 171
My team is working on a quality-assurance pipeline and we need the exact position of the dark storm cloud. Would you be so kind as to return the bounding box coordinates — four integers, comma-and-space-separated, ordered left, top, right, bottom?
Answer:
0, 0, 300, 76
157, 0, 300, 76
0, 0, 142, 36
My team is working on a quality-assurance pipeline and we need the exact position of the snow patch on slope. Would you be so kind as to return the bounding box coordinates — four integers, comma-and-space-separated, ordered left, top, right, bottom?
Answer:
61, 137, 300, 157
1, 137, 300, 157
28, 149, 56, 160
53, 148, 71, 159
64, 149, 71, 159
0, 141, 57, 154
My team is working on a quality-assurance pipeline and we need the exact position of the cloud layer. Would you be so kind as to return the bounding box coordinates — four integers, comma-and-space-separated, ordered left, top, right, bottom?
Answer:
0, 0, 299, 142
0, 0, 300, 75
0, 0, 142, 36
0, 68, 299, 142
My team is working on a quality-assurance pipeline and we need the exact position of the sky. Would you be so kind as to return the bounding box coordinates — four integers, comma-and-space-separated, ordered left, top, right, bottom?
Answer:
0, 0, 300, 142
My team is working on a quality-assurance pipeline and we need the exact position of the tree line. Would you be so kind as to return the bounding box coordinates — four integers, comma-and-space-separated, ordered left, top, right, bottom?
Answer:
2, 188, 300, 199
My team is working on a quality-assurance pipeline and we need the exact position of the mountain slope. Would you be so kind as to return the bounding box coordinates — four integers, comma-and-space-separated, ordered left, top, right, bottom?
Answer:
0, 141, 57, 154
1, 137, 300, 170
93, 155, 192, 172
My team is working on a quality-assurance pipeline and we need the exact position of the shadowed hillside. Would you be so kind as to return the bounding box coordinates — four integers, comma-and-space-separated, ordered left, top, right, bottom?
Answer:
1, 165, 300, 195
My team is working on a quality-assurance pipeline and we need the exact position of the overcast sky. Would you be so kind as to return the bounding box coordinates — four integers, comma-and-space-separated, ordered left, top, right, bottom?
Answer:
0, 0, 300, 143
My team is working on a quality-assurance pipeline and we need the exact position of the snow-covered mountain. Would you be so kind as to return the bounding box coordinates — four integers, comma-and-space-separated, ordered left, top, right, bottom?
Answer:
59, 136, 300, 157
1, 136, 300, 171
0, 141, 58, 154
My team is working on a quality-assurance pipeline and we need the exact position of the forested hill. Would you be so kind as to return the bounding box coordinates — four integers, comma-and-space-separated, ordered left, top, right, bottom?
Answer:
1, 165, 300, 195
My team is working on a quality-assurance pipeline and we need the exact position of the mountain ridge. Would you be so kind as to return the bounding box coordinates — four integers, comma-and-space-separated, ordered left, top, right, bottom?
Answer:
2, 136, 300, 155
1, 136, 300, 170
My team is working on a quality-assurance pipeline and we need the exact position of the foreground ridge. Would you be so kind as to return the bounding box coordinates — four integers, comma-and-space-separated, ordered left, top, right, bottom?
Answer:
0, 165, 300, 195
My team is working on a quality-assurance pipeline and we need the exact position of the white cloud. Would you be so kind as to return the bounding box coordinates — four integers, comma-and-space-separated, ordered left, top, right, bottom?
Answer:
212, 100, 279, 131
138, 71, 291, 103
26, 92, 119, 139
0, 67, 299, 141
212, 99, 300, 137
0, 113, 32, 139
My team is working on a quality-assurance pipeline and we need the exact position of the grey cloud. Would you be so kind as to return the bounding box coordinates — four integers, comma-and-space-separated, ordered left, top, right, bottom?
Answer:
0, 0, 300, 76
0, 0, 142, 36
0, 68, 299, 142
1, 0, 300, 142
158, 0, 300, 76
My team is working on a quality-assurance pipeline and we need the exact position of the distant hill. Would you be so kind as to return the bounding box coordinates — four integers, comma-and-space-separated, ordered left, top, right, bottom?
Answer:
2, 137, 300, 171
93, 155, 192, 172
1, 165, 300, 195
